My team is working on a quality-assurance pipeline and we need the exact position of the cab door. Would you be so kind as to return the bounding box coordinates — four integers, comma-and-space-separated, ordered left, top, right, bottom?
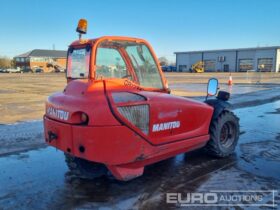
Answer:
121, 42, 213, 144
124, 43, 168, 92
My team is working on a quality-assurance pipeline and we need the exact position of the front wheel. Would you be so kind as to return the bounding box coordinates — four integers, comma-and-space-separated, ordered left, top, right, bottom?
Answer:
205, 110, 240, 157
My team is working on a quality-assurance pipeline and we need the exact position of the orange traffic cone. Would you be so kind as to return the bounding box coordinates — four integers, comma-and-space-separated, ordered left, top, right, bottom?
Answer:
228, 73, 233, 86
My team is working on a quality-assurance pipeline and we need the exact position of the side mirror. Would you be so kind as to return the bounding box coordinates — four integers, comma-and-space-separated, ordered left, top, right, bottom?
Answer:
207, 78, 218, 97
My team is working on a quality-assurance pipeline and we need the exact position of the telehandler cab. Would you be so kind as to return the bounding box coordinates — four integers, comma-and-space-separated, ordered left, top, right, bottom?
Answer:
44, 19, 239, 181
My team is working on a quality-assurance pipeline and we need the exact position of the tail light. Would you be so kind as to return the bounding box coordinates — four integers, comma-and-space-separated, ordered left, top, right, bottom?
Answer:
80, 112, 89, 124
71, 111, 89, 125
117, 105, 149, 135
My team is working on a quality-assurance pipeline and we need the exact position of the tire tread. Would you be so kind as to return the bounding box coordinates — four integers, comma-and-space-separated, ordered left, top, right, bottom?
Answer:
205, 110, 239, 157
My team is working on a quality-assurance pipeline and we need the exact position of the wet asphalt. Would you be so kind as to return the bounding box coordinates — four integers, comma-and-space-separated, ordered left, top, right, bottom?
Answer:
0, 101, 280, 210
169, 83, 277, 95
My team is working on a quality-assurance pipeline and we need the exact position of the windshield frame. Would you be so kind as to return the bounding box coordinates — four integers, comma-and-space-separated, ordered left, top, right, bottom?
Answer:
92, 37, 167, 91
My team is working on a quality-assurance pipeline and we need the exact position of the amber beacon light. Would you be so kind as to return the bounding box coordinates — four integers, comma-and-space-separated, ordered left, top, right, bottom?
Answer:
76, 19, 88, 39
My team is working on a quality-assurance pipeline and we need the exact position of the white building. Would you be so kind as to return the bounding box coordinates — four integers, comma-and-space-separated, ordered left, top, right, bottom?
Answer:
175, 46, 280, 72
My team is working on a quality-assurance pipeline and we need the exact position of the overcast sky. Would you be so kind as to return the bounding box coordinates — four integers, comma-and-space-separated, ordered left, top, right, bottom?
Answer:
0, 0, 279, 61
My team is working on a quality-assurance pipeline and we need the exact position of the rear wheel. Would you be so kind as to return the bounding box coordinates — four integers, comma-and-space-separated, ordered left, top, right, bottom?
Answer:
64, 153, 108, 179
205, 110, 239, 157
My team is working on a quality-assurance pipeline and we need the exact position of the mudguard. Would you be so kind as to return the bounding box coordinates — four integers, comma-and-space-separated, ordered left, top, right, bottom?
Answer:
205, 98, 232, 120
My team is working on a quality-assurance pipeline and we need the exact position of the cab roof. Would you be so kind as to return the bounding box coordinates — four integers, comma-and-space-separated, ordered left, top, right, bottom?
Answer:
70, 36, 148, 47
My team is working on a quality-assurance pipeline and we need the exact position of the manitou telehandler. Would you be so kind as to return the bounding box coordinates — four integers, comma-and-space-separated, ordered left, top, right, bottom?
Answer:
44, 19, 239, 181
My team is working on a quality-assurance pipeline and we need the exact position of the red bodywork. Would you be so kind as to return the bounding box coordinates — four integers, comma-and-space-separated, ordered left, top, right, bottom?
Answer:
44, 36, 214, 181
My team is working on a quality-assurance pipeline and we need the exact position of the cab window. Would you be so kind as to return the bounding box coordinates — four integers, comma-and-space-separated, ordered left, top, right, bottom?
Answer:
125, 44, 163, 89
95, 40, 163, 89
95, 48, 128, 79
67, 48, 90, 79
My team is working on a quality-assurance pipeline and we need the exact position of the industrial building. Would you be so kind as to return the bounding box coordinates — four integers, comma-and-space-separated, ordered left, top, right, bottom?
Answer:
14, 49, 67, 72
175, 46, 280, 72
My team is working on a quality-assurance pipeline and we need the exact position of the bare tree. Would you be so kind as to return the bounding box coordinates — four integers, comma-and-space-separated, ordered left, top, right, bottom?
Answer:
158, 57, 169, 66
169, 62, 176, 66
0, 57, 12, 68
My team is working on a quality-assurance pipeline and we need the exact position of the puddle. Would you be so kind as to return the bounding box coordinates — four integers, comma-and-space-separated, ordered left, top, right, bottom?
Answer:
0, 121, 44, 156
0, 147, 67, 209
238, 140, 280, 179
0, 146, 236, 209
266, 108, 280, 114
234, 101, 280, 180
169, 83, 269, 95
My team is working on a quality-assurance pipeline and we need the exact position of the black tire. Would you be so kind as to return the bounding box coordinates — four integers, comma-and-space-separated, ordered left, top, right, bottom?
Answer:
64, 153, 108, 179
205, 110, 240, 157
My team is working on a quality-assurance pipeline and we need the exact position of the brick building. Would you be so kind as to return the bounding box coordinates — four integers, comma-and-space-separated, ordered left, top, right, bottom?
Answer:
14, 49, 67, 72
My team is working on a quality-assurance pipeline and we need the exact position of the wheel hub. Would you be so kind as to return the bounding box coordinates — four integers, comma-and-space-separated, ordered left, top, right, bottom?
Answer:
220, 122, 236, 147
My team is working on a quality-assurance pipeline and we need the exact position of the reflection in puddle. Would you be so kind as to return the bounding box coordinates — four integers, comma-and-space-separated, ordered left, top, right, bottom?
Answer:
0, 146, 234, 209
169, 83, 269, 95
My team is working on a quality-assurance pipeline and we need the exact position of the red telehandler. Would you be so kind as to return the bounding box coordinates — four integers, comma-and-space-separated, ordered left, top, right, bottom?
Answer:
44, 19, 239, 181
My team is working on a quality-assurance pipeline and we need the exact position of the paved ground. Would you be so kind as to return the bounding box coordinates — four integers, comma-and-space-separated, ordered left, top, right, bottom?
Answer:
166, 72, 280, 84
0, 120, 43, 156
0, 72, 279, 123
0, 101, 279, 209
0, 72, 279, 209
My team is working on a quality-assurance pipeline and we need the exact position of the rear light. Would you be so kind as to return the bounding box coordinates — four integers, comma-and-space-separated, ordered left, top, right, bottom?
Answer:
70, 111, 89, 125
80, 112, 89, 124
117, 105, 149, 135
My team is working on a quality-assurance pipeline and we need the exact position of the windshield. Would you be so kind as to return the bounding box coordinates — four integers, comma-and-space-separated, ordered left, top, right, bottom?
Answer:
96, 47, 128, 79
67, 47, 90, 78
95, 40, 163, 89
